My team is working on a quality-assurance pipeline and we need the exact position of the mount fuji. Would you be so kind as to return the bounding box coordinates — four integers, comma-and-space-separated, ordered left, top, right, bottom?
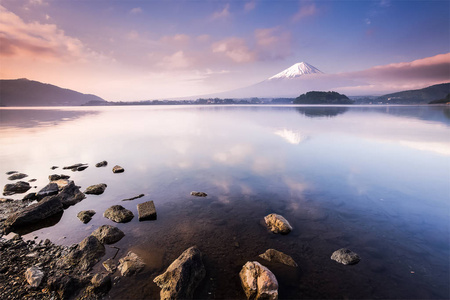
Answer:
268, 62, 324, 80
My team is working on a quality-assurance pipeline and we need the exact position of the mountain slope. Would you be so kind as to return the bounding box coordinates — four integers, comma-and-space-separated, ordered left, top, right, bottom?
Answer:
0, 79, 106, 106
376, 83, 450, 104
268, 62, 324, 80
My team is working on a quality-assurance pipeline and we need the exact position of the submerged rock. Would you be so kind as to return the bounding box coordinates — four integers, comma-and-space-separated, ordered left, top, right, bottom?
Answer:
4, 194, 63, 233
239, 261, 278, 300
77, 210, 96, 223
36, 182, 59, 200
57, 235, 105, 272
122, 194, 145, 201
85, 183, 107, 195
7, 173, 28, 181
259, 249, 298, 267
190, 191, 207, 197
153, 246, 206, 300
3, 181, 31, 196
95, 161, 108, 167
137, 200, 157, 221
264, 214, 292, 234
104, 205, 134, 223
91, 225, 124, 244
118, 252, 145, 277
331, 248, 361, 265
25, 266, 44, 288
112, 165, 124, 173
63, 163, 87, 171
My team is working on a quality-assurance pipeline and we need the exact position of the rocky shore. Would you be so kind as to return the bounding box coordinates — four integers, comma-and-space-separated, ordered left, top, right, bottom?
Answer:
1, 163, 362, 300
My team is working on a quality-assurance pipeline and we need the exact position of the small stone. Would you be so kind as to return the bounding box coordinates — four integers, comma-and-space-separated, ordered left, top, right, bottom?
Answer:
7, 173, 28, 180
259, 249, 298, 267
77, 210, 96, 223
50, 166, 58, 170
331, 248, 361, 265
137, 201, 157, 221
103, 258, 117, 273
63, 163, 87, 171
76, 165, 88, 171
85, 183, 107, 195
6, 171, 18, 175
239, 261, 278, 300
95, 161, 108, 167
264, 213, 292, 234
91, 225, 125, 244
25, 266, 45, 288
48, 174, 70, 181
22, 192, 37, 201
190, 191, 207, 197
3, 181, 31, 196
103, 205, 134, 223
112, 165, 124, 173
118, 252, 145, 276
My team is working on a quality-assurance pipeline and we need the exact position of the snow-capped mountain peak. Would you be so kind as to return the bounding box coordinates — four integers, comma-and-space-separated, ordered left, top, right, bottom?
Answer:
268, 62, 323, 80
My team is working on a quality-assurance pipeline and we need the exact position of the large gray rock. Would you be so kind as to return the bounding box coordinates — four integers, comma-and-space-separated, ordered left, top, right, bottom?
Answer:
8, 173, 28, 180
57, 235, 105, 272
264, 214, 292, 234
3, 181, 31, 196
25, 266, 45, 287
4, 194, 63, 232
103, 205, 134, 223
118, 252, 145, 276
239, 261, 278, 300
153, 246, 206, 300
56, 181, 85, 208
259, 249, 298, 267
85, 183, 107, 195
77, 210, 96, 223
36, 182, 59, 200
331, 248, 361, 265
91, 225, 125, 244
137, 200, 157, 221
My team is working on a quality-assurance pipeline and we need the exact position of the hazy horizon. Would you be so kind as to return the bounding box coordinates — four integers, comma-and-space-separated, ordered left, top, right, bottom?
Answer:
0, 0, 449, 101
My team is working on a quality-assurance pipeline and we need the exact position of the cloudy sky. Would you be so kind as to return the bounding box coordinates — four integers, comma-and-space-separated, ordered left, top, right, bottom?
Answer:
0, 0, 449, 101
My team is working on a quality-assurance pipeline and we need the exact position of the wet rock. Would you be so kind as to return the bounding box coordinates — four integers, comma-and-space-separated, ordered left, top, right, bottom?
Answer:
85, 183, 107, 195
28, 178, 37, 182
51, 179, 70, 189
4, 194, 63, 233
102, 258, 117, 273
91, 225, 124, 244
56, 181, 85, 208
0, 197, 13, 203
112, 165, 124, 173
25, 266, 44, 288
77, 210, 96, 223
331, 248, 361, 265
95, 161, 108, 167
50, 166, 58, 170
7, 173, 28, 181
89, 273, 112, 294
103, 205, 134, 223
190, 191, 207, 197
259, 249, 298, 267
63, 163, 88, 171
22, 192, 37, 201
239, 261, 278, 300
6, 171, 18, 175
137, 200, 157, 221
153, 246, 205, 300
118, 252, 145, 276
36, 182, 59, 200
48, 174, 70, 181
264, 214, 292, 234
47, 273, 81, 299
57, 235, 105, 272
3, 181, 31, 196
121, 194, 145, 201
77, 165, 88, 171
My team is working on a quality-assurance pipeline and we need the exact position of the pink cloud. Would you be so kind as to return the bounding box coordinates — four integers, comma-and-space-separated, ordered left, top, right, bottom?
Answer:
211, 3, 230, 20
212, 37, 256, 63
292, 2, 318, 22
254, 27, 291, 60
244, 0, 256, 12
160, 34, 191, 46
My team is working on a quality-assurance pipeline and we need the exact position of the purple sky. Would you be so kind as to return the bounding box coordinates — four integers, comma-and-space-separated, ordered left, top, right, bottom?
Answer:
0, 0, 449, 100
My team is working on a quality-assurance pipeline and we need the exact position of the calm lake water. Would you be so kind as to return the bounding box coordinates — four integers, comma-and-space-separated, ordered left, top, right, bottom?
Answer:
0, 105, 449, 299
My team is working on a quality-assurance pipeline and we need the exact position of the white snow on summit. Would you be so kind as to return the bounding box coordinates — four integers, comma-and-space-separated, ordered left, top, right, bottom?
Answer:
268, 62, 323, 80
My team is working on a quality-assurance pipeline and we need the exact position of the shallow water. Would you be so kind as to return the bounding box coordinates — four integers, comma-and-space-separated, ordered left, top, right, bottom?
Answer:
0, 105, 449, 299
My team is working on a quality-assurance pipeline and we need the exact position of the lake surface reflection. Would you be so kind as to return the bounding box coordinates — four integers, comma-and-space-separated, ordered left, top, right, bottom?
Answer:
0, 105, 449, 299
